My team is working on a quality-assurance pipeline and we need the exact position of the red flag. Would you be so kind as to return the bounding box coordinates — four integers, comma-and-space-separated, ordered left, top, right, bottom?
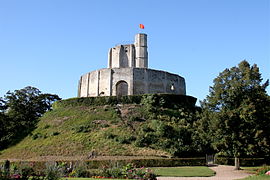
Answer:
139, 24, 145, 29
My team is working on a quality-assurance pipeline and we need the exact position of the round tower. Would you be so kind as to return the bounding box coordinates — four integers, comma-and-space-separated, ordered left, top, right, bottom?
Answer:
134, 33, 148, 68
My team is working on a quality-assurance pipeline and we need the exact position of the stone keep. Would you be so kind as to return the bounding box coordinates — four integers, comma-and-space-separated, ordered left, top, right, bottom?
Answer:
78, 33, 186, 97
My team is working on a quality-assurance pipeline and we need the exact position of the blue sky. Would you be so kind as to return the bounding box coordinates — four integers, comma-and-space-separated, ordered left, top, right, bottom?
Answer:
0, 0, 269, 104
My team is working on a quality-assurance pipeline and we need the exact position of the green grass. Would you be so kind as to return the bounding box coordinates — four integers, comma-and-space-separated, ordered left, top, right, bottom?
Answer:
0, 104, 170, 160
238, 166, 270, 180
241, 167, 262, 174
240, 175, 270, 180
151, 166, 215, 177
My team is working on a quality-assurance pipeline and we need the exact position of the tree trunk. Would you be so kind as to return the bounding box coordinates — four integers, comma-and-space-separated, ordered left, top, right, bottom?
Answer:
234, 157, 240, 170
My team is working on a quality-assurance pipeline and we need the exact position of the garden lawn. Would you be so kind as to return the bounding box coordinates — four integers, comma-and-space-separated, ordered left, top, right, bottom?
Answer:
238, 166, 270, 180
152, 166, 215, 177
241, 167, 263, 174
239, 175, 270, 179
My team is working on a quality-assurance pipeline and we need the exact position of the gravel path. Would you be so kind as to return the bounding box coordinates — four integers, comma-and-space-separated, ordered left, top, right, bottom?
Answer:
157, 165, 252, 180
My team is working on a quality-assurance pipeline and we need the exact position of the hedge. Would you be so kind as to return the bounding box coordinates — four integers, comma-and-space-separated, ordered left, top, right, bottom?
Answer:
215, 157, 270, 166
85, 158, 205, 169
53, 94, 197, 109
0, 158, 205, 172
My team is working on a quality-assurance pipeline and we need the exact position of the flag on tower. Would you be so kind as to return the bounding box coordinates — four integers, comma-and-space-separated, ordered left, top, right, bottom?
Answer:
139, 24, 145, 29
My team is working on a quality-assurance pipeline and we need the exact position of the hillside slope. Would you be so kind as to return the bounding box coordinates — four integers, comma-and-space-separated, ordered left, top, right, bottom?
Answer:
0, 95, 198, 161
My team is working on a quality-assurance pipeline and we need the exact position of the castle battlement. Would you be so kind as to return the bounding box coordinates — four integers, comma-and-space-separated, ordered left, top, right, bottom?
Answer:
78, 34, 186, 97
108, 33, 148, 68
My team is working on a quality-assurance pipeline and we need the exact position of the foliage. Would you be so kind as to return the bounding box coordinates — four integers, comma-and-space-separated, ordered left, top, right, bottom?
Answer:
0, 86, 60, 150
133, 106, 204, 157
0, 160, 44, 180
4, 160, 10, 177
69, 162, 89, 178
215, 157, 270, 166
256, 166, 270, 175
85, 158, 206, 168
44, 162, 62, 180
99, 163, 157, 180
200, 60, 270, 158
242, 175, 270, 180
53, 94, 196, 109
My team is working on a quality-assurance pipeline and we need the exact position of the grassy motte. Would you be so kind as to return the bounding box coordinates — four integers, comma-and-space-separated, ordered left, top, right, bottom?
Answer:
0, 95, 199, 160
152, 166, 215, 177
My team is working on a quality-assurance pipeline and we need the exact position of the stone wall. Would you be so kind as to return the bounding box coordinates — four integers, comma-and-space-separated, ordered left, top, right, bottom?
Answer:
133, 68, 186, 95
107, 33, 148, 69
78, 68, 186, 97
111, 68, 133, 96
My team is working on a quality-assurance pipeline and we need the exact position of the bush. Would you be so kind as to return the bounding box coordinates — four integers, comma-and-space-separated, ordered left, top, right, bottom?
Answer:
100, 167, 123, 178
20, 166, 35, 179
215, 157, 270, 166
256, 165, 270, 175
53, 94, 196, 109
70, 162, 89, 178
32, 133, 43, 140
3, 160, 10, 177
99, 163, 156, 180
44, 162, 62, 180
51, 132, 60, 136
115, 135, 136, 144
84, 158, 205, 169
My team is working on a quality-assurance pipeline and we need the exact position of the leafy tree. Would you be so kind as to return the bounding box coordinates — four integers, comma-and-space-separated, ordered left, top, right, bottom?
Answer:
201, 60, 270, 169
0, 86, 61, 149
134, 106, 203, 157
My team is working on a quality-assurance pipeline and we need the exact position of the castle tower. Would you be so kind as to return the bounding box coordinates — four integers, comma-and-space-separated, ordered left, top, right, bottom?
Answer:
78, 33, 186, 98
135, 33, 148, 68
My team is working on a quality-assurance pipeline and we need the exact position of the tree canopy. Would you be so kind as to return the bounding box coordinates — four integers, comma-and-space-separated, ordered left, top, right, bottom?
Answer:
201, 60, 270, 159
0, 86, 60, 150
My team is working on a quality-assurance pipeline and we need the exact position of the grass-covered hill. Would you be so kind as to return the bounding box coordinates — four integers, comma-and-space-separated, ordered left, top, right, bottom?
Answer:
0, 94, 199, 161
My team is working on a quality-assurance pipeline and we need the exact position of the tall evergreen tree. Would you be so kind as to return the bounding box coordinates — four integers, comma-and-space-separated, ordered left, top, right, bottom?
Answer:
201, 60, 270, 169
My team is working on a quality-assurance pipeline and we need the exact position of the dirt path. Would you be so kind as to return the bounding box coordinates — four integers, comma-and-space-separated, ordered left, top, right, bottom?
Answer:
157, 165, 252, 180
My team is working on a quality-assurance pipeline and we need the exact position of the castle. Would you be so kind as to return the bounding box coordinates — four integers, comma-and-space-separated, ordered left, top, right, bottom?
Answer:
78, 33, 186, 97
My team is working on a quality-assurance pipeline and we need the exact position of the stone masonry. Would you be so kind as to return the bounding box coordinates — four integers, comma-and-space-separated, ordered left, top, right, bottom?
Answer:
78, 33, 186, 97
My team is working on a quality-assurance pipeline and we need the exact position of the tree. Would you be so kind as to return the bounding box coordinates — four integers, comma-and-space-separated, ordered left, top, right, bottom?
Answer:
201, 60, 270, 169
0, 86, 61, 149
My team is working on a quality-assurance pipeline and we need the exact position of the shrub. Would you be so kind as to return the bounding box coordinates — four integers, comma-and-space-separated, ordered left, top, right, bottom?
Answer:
99, 163, 156, 180
44, 125, 50, 129
215, 157, 270, 166
100, 167, 123, 178
32, 133, 43, 140
20, 166, 35, 179
256, 165, 270, 175
54, 94, 196, 109
103, 131, 116, 139
71, 162, 89, 178
115, 135, 136, 144
44, 162, 62, 180
73, 125, 91, 133
134, 133, 157, 147
3, 160, 10, 177
51, 132, 60, 136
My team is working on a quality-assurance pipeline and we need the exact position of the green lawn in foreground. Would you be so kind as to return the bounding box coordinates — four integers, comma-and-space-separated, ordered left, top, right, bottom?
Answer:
241, 167, 262, 174
238, 166, 270, 180
151, 166, 215, 177
240, 175, 270, 180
